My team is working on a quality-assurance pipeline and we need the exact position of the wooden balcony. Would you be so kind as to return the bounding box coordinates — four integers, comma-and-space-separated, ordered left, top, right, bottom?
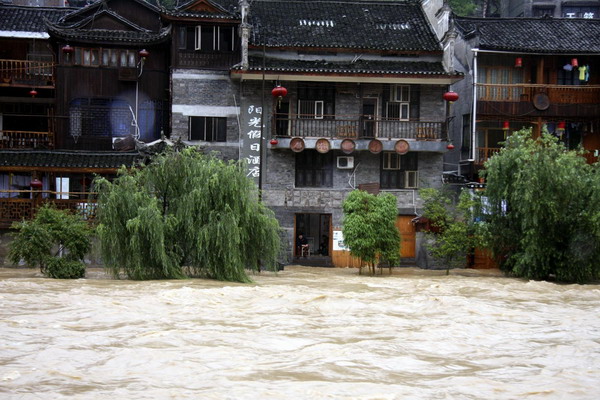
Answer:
477, 83, 600, 103
273, 114, 446, 140
476, 84, 600, 118
0, 59, 55, 88
476, 147, 501, 165
0, 190, 96, 228
0, 130, 54, 149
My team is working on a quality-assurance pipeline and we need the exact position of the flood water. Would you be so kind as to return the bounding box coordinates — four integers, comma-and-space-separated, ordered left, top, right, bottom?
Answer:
1, 266, 599, 400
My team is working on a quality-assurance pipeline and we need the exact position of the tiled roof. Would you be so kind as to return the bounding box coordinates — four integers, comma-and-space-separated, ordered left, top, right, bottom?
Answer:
249, 0, 441, 52
455, 16, 600, 53
0, 5, 73, 34
238, 56, 457, 76
0, 150, 140, 170
166, 0, 238, 19
46, 24, 171, 45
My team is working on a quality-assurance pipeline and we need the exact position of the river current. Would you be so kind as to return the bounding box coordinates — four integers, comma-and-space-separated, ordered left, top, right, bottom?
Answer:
1, 266, 599, 399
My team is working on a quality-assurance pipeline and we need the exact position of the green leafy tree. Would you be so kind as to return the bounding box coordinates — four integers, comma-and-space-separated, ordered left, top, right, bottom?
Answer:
420, 188, 482, 271
95, 148, 281, 282
480, 129, 600, 283
342, 190, 400, 275
9, 204, 92, 279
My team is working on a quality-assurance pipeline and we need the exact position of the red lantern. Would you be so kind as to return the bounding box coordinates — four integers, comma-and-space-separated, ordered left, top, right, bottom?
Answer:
502, 120, 510, 131
62, 44, 74, 54
30, 178, 43, 189
271, 85, 288, 99
446, 143, 455, 150
557, 121, 566, 132
269, 138, 279, 146
571, 58, 578, 68
139, 49, 150, 59
515, 57, 522, 68
443, 91, 459, 103
29, 89, 38, 97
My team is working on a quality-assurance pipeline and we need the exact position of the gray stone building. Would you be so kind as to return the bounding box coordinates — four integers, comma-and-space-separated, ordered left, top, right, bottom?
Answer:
500, 0, 600, 17
167, 0, 462, 265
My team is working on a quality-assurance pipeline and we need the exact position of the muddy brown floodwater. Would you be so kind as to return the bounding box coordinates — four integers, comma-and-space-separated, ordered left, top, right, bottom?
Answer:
1, 266, 599, 399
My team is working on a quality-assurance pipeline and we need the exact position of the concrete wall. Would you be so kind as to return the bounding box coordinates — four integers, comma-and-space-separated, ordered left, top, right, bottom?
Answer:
171, 69, 241, 161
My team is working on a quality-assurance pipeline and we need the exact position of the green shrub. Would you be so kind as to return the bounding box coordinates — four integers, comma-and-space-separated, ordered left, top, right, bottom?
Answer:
46, 258, 86, 279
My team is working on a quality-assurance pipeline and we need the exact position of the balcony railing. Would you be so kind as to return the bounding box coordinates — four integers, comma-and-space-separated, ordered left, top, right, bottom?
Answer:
477, 83, 600, 104
273, 114, 446, 140
0, 59, 55, 87
476, 147, 502, 164
0, 190, 96, 228
0, 130, 54, 149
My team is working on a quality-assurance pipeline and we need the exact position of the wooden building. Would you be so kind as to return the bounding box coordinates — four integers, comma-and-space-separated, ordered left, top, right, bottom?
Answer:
449, 16, 600, 180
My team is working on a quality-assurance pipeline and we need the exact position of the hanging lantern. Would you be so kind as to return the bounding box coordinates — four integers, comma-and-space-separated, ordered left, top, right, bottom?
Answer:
269, 138, 279, 146
442, 91, 459, 103
571, 58, 578, 68
139, 49, 150, 60
557, 121, 566, 132
62, 44, 74, 55
29, 89, 38, 97
446, 143, 455, 150
502, 120, 510, 131
272, 85, 288, 106
30, 178, 43, 190
515, 57, 522, 68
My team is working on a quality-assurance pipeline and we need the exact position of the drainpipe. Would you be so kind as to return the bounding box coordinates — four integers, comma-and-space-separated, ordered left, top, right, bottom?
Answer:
471, 48, 478, 162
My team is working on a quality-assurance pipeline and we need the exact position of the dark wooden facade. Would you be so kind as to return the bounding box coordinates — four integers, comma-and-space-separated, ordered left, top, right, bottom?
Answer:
50, 0, 171, 151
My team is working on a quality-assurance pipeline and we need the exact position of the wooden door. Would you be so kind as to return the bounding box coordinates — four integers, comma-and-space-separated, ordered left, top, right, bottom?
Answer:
396, 215, 416, 258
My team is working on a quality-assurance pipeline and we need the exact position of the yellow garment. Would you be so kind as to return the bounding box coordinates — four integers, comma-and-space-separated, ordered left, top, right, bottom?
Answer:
579, 65, 587, 81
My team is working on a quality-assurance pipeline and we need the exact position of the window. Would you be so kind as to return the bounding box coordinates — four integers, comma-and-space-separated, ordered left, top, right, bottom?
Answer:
295, 150, 333, 188
477, 66, 524, 100
387, 85, 410, 120
380, 152, 418, 189
297, 83, 335, 119
189, 117, 227, 141
72, 47, 137, 67
69, 98, 132, 140
298, 100, 324, 119
532, 7, 554, 17
178, 25, 237, 52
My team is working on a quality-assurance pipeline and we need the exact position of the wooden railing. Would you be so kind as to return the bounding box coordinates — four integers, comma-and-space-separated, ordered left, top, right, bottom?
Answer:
273, 114, 446, 140
0, 190, 96, 227
477, 83, 600, 104
176, 51, 240, 70
0, 59, 55, 86
476, 147, 501, 164
0, 130, 54, 149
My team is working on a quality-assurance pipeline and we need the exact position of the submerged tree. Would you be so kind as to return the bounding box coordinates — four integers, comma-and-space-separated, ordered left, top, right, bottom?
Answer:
342, 190, 400, 275
481, 129, 600, 283
95, 148, 281, 282
420, 188, 481, 271
9, 204, 92, 279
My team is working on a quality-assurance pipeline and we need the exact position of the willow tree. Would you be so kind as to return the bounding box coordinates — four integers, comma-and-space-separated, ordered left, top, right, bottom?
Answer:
342, 190, 400, 275
95, 148, 281, 282
481, 129, 600, 283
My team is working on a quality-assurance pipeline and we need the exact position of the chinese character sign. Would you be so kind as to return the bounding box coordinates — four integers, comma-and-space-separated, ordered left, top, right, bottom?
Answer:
240, 104, 263, 184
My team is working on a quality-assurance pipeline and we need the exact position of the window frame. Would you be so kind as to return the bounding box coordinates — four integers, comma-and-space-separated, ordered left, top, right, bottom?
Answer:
380, 151, 418, 189
188, 116, 227, 142
295, 150, 334, 188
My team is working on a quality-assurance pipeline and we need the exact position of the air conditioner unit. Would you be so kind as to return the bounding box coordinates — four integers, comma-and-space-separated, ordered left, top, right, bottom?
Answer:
337, 156, 354, 169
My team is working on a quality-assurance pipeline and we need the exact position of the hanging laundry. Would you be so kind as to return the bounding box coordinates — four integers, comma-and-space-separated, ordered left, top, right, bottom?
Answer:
585, 65, 590, 82
579, 65, 587, 81
563, 63, 573, 71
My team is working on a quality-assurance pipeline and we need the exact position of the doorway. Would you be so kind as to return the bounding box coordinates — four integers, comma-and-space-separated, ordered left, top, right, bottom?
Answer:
294, 213, 331, 258
361, 98, 378, 138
